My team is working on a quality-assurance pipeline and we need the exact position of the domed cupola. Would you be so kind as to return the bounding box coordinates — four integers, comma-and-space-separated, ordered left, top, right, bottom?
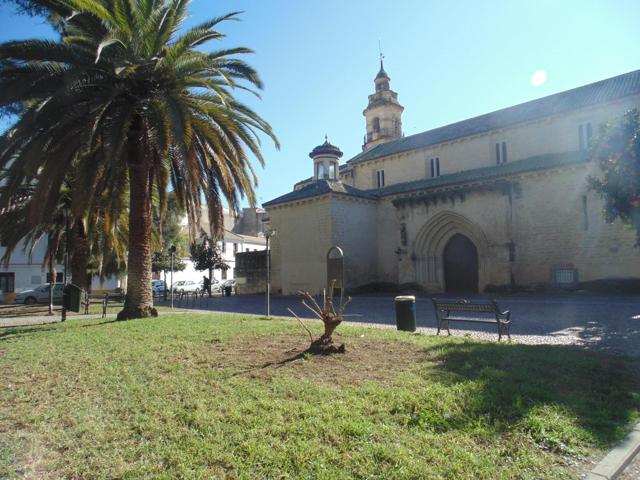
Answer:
310, 136, 343, 181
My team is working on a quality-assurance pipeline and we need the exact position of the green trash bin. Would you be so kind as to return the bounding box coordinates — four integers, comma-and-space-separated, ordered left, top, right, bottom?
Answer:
395, 295, 416, 332
63, 284, 83, 312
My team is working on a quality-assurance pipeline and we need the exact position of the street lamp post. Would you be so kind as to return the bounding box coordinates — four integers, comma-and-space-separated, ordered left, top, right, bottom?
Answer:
169, 245, 176, 309
265, 228, 277, 318
61, 212, 70, 322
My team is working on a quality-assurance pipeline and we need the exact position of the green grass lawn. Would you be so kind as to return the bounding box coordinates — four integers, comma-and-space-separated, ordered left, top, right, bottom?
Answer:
0, 314, 638, 479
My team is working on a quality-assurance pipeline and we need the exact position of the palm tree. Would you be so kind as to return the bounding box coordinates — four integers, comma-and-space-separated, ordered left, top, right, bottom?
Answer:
0, 0, 278, 319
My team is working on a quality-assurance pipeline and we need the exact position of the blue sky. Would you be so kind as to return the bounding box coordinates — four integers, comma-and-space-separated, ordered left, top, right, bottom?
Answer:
1, 0, 639, 206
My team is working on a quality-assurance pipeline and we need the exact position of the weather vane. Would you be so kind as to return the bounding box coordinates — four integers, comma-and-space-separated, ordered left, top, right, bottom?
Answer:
378, 40, 384, 64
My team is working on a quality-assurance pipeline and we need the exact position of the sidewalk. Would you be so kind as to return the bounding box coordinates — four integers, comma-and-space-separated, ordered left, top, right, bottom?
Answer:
0, 313, 114, 328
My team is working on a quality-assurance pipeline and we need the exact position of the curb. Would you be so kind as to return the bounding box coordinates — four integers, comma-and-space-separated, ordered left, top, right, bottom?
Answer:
586, 423, 640, 480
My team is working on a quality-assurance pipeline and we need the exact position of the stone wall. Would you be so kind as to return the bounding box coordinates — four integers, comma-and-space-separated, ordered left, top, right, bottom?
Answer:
390, 163, 639, 292
330, 196, 378, 289
344, 94, 640, 191
235, 250, 266, 295
268, 196, 333, 295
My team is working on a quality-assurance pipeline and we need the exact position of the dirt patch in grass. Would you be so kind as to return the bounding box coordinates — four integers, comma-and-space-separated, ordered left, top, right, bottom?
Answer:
210, 333, 428, 385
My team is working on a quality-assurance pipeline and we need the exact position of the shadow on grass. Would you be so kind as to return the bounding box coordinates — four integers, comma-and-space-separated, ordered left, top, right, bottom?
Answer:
416, 340, 640, 450
0, 306, 59, 318
80, 319, 121, 328
0, 324, 59, 341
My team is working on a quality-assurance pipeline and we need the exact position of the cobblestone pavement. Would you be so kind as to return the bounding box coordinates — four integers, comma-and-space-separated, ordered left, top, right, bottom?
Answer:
161, 293, 640, 358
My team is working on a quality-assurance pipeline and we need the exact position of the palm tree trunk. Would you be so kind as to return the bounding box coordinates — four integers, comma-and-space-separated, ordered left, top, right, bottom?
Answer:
71, 220, 91, 291
117, 154, 157, 320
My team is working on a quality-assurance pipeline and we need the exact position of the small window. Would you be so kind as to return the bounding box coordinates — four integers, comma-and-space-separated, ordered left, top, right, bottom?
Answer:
400, 223, 408, 246
552, 264, 578, 288
46, 272, 64, 283
317, 163, 325, 179
496, 142, 507, 164
372, 117, 380, 133
578, 123, 593, 150
328, 163, 336, 179
0, 272, 16, 293
429, 157, 440, 178
376, 169, 385, 188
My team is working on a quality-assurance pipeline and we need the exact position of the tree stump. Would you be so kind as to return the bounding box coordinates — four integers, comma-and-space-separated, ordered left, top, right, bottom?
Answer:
290, 281, 351, 355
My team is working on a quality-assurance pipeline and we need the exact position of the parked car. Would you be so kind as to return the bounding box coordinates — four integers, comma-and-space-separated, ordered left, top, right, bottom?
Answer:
15, 283, 65, 305
172, 280, 201, 294
221, 279, 236, 296
152, 280, 167, 295
198, 278, 220, 294
221, 279, 236, 289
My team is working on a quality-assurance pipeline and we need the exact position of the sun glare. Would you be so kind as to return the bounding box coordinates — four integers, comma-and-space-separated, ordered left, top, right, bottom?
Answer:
530, 69, 548, 87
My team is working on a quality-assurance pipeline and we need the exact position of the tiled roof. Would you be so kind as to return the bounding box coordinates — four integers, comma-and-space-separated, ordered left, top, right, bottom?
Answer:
348, 69, 640, 165
263, 180, 378, 207
373, 151, 586, 197
266, 152, 586, 207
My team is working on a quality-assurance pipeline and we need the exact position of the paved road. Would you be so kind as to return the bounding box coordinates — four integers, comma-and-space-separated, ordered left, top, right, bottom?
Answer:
161, 293, 640, 357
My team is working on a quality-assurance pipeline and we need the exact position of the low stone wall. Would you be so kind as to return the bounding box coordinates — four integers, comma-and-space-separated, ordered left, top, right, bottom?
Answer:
235, 251, 267, 295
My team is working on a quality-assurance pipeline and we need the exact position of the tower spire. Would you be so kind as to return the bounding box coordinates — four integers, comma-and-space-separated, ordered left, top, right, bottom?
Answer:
362, 51, 403, 152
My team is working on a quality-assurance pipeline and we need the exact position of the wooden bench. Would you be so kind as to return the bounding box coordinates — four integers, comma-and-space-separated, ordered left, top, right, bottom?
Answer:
431, 298, 512, 341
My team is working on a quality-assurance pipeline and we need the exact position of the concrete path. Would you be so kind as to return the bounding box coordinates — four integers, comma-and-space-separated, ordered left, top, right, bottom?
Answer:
0, 312, 113, 328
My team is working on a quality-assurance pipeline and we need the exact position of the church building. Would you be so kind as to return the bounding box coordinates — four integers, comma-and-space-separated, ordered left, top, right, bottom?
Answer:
263, 64, 640, 295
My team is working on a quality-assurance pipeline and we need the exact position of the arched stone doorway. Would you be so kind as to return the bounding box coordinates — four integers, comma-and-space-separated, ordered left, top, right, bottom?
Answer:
411, 211, 488, 292
443, 234, 478, 293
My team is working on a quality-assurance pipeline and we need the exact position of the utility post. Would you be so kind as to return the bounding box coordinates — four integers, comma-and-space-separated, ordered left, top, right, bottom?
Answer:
47, 232, 54, 316
61, 213, 70, 322
264, 228, 277, 318
169, 245, 176, 309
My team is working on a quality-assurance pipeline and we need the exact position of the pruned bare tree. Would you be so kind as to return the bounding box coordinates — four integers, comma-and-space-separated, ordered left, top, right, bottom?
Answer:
288, 280, 351, 354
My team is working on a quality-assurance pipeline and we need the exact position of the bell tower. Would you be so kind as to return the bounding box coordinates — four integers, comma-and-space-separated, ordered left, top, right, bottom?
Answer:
362, 58, 404, 151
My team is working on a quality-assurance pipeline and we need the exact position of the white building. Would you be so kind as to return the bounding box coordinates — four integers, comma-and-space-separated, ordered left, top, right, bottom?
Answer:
0, 239, 63, 297
0, 238, 120, 300
171, 207, 267, 284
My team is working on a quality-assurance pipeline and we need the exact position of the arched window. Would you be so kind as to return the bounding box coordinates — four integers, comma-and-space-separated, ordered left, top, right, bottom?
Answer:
316, 162, 325, 180
372, 117, 380, 133
328, 163, 336, 179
